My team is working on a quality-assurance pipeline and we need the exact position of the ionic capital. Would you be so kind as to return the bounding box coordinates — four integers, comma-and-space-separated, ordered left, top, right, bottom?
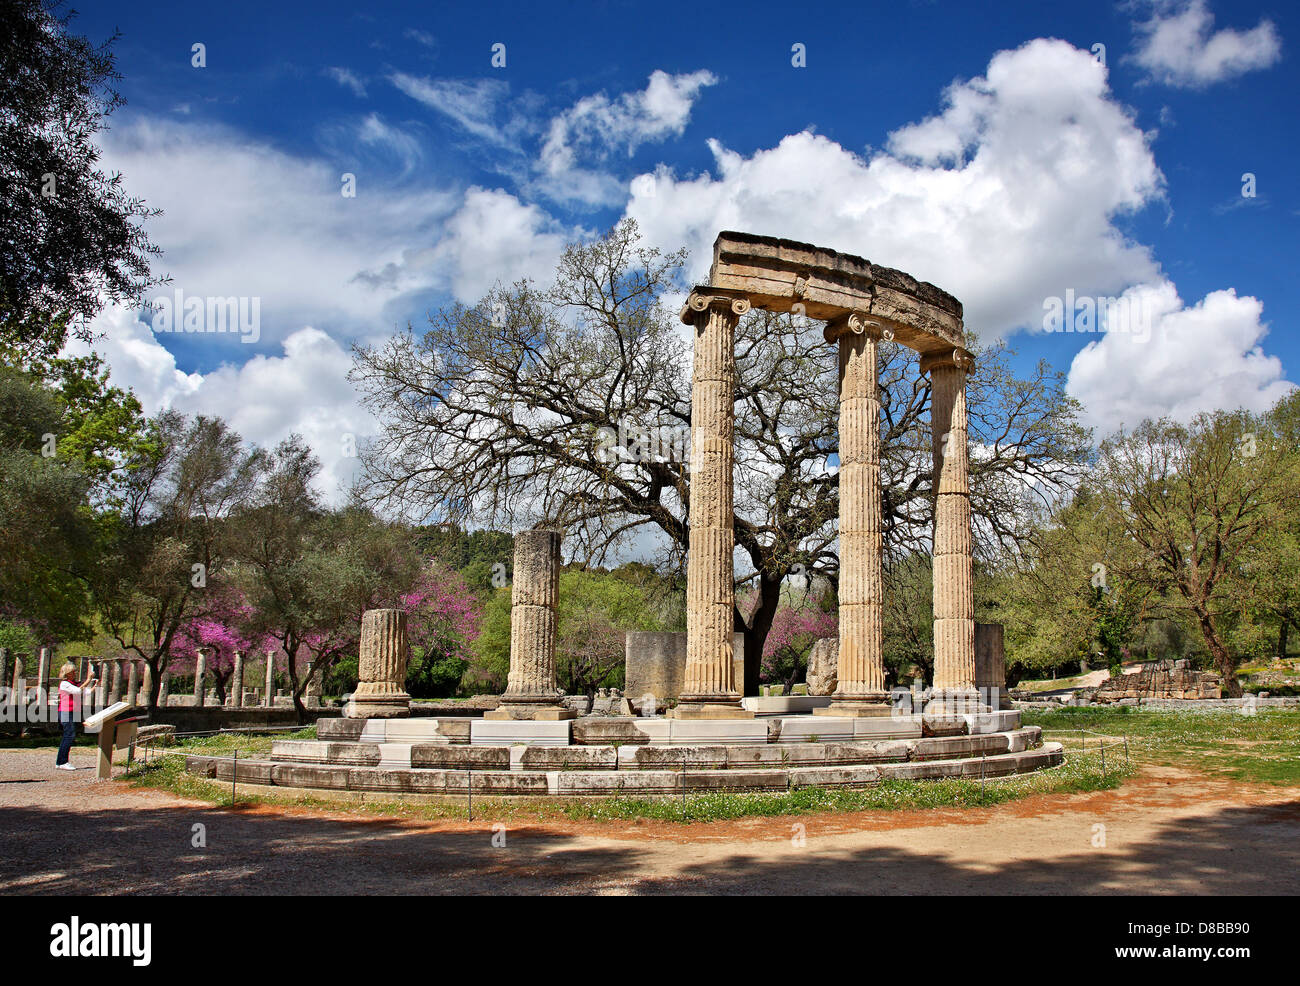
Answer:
679, 290, 751, 324
920, 347, 975, 375
823, 310, 886, 344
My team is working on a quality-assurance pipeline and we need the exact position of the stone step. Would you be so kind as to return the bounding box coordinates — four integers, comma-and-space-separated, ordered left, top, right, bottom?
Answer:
185, 742, 1064, 797
270, 727, 1040, 771
313, 709, 1024, 747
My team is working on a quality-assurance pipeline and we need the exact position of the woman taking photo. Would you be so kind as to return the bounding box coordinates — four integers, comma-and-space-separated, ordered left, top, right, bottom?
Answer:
55, 662, 97, 771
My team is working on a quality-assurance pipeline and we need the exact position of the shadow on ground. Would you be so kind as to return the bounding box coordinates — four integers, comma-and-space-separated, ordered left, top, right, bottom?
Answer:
1, 794, 1297, 895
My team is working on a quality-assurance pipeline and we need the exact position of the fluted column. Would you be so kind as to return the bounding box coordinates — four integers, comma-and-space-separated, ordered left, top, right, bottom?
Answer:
819, 313, 890, 717
485, 530, 575, 721
345, 609, 412, 719
193, 649, 206, 707
923, 349, 982, 713
230, 651, 244, 708
673, 291, 753, 720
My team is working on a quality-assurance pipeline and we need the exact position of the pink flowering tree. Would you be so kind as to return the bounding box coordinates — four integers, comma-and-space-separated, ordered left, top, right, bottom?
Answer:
401, 563, 482, 697
171, 589, 269, 705
758, 593, 838, 692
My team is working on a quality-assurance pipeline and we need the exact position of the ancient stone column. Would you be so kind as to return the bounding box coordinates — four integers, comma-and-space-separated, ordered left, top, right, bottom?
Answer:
193, 649, 206, 707
230, 651, 244, 708
125, 660, 139, 706
94, 660, 106, 707
140, 662, 152, 706
159, 672, 170, 706
818, 313, 890, 717
108, 659, 123, 705
0, 648, 9, 701
923, 350, 982, 713
264, 652, 275, 708
345, 610, 412, 719
11, 653, 25, 701
36, 647, 51, 708
675, 292, 753, 720
485, 530, 575, 721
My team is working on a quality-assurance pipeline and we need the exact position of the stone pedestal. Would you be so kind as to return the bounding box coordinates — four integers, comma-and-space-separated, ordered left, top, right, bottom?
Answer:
485, 529, 575, 721
975, 623, 1011, 710
674, 292, 753, 720
305, 661, 322, 709
923, 351, 984, 715
229, 651, 244, 708
819, 314, 890, 717
345, 610, 412, 719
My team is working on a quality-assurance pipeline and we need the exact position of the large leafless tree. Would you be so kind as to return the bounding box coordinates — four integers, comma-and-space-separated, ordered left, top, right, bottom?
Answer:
351, 221, 1089, 692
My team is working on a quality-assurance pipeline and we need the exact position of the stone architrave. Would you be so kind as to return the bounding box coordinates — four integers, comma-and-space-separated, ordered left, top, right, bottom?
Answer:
345, 610, 412, 719
923, 350, 983, 714
230, 651, 244, 708
264, 652, 275, 708
818, 312, 889, 717
193, 649, 207, 708
674, 292, 753, 720
485, 530, 575, 721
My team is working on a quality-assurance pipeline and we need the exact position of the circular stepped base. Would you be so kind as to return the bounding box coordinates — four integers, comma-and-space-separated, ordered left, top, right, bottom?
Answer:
182, 710, 1064, 801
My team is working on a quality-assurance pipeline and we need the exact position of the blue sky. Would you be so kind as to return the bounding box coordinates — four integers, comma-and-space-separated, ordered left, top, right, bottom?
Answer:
71, 0, 1297, 499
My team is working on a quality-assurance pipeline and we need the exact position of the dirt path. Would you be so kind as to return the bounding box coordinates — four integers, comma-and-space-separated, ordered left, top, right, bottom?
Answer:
2, 747, 1296, 895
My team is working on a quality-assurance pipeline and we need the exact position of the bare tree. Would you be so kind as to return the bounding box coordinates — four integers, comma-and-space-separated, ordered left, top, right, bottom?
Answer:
352, 220, 1089, 693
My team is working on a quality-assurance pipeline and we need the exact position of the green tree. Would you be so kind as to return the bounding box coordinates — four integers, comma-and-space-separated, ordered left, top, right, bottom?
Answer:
0, 0, 163, 354
467, 568, 666, 696
93, 412, 263, 711
0, 366, 96, 641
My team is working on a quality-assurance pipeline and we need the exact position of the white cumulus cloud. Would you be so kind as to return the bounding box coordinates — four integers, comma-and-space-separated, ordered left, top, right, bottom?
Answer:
1131, 0, 1282, 88
69, 307, 373, 502
1065, 279, 1294, 435
627, 39, 1163, 340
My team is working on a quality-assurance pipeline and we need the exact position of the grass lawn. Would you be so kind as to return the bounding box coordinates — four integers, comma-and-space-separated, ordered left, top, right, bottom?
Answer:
1026, 706, 1300, 786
